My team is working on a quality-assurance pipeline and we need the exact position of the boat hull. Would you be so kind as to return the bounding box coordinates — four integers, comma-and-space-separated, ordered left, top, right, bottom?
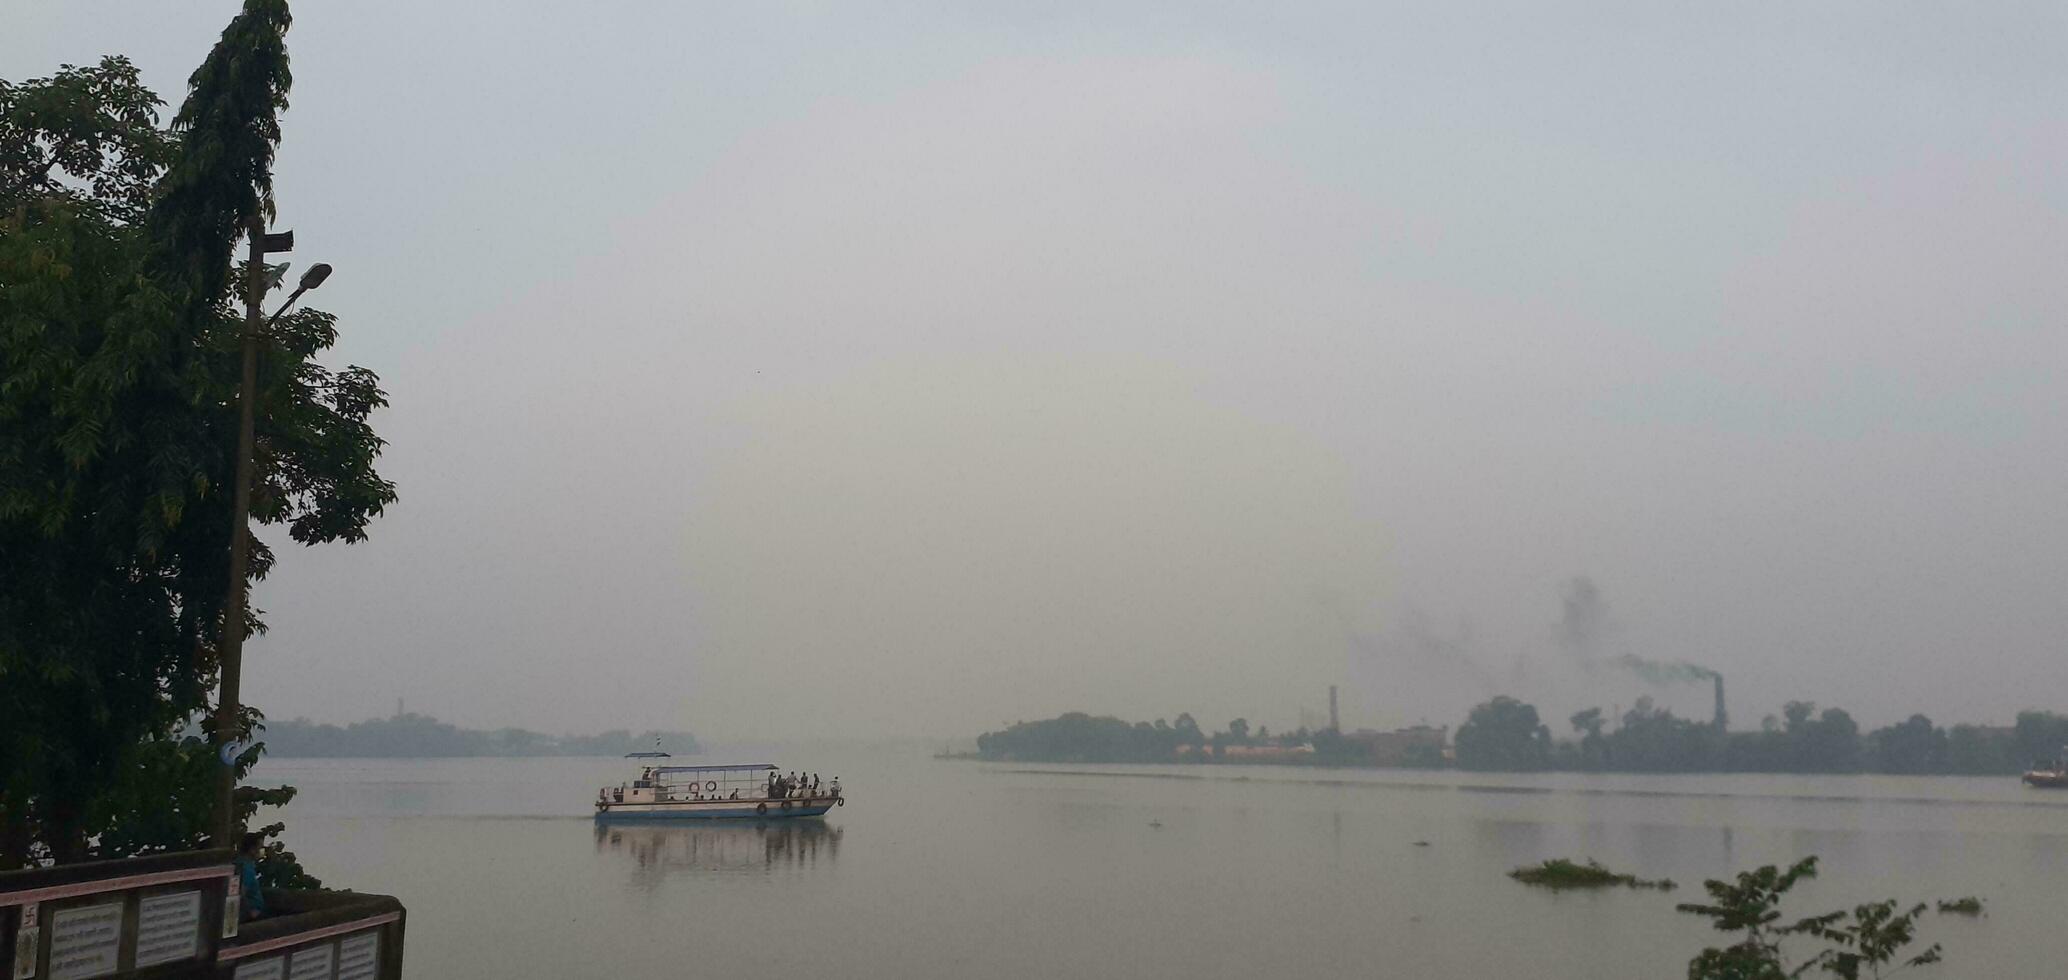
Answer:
595, 798, 841, 820
2022, 772, 2068, 789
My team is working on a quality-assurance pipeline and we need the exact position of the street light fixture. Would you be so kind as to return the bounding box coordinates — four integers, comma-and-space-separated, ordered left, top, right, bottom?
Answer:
212, 220, 336, 845
265, 262, 333, 326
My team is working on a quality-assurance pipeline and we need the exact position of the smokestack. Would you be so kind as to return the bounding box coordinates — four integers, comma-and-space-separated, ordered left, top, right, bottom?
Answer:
1329, 685, 1340, 733
1712, 674, 1727, 731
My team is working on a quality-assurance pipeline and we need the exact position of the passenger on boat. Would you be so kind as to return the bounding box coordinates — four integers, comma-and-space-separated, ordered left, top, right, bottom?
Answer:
829, 776, 841, 798
810, 773, 820, 795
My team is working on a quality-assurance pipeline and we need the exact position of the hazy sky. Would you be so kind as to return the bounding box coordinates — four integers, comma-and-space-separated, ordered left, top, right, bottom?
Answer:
12, 2, 2065, 740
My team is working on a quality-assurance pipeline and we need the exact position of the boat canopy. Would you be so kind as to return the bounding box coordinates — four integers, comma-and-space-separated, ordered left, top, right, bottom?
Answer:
650, 764, 777, 774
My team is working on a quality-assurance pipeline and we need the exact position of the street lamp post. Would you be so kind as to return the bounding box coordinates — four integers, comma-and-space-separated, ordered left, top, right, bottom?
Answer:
211, 217, 331, 845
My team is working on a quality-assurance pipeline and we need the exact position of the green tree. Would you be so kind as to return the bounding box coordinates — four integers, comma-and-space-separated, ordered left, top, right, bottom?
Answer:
1, 54, 184, 867
1800, 708, 1863, 773
975, 713, 1181, 763
1816, 901, 1941, 980
1226, 718, 1250, 745
1767, 703, 1863, 774
1607, 698, 1723, 772
1679, 857, 1831, 979
1678, 858, 1945, 980
1454, 696, 1551, 771
2011, 711, 2068, 767
1944, 724, 2017, 775
1782, 701, 1817, 733
1569, 707, 1607, 769
1868, 715, 1946, 775
1, 0, 394, 869
1172, 712, 1203, 745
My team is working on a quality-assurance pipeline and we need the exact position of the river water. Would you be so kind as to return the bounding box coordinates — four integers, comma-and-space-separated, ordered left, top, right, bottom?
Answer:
257, 746, 2067, 978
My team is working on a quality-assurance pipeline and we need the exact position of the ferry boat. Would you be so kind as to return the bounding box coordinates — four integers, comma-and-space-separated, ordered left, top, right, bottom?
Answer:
594, 761, 845, 820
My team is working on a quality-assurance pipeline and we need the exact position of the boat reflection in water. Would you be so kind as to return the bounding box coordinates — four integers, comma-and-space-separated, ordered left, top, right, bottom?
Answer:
595, 819, 843, 883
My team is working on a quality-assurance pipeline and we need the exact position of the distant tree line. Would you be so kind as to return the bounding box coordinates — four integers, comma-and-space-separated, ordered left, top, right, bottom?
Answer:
973, 702, 2068, 776
975, 712, 1208, 763
1455, 695, 2066, 775
259, 712, 699, 758
973, 712, 1410, 766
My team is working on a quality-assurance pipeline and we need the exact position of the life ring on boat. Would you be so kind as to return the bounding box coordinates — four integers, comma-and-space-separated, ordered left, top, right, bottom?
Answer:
706, 781, 718, 793
835, 798, 845, 807
756, 802, 768, 815
780, 800, 793, 811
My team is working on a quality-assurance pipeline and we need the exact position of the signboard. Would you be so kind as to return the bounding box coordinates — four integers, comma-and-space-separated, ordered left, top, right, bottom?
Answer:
336, 932, 380, 980
233, 957, 284, 980
47, 903, 121, 980
222, 876, 241, 939
286, 943, 333, 980
134, 891, 203, 967
10, 902, 37, 980
335, 932, 379, 980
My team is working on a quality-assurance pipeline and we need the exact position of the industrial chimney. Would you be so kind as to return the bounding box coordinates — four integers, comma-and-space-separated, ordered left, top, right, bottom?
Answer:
1712, 674, 1727, 731
1329, 685, 1340, 734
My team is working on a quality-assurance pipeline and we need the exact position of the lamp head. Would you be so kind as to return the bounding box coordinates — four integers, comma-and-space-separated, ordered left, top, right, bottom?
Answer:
298, 263, 333, 291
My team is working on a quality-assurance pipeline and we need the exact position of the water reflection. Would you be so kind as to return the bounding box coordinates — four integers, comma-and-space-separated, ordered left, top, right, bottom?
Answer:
595, 820, 843, 884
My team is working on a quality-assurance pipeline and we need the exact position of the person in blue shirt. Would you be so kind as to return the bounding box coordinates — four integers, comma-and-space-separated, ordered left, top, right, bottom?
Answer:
236, 832, 267, 921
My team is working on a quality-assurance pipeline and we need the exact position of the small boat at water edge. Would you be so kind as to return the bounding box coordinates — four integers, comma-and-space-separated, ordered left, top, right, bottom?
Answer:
595, 762, 846, 820
2024, 769, 2068, 789
2021, 747, 2068, 789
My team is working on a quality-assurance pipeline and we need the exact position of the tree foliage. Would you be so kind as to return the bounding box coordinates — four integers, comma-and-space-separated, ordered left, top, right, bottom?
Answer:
974, 712, 1284, 763
1453, 696, 1551, 771
1677, 858, 1944, 980
1604, 697, 1724, 772
1870, 715, 1946, 775
976, 713, 1190, 763
260, 713, 700, 758
1, 0, 393, 870
147, 0, 292, 315
965, 698, 2060, 777
1543, 697, 2042, 776
0, 57, 169, 223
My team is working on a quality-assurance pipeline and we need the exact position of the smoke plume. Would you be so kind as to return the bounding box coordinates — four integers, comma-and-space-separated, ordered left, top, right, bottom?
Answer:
1317, 590, 1498, 691
1556, 576, 1722, 687
1609, 653, 1717, 685
1556, 575, 1613, 661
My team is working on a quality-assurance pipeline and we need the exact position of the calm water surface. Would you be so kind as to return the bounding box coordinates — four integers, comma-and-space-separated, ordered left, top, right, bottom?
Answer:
256, 748, 2068, 978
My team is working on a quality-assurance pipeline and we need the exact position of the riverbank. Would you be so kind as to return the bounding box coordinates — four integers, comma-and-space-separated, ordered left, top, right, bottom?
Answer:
973, 707, 2064, 777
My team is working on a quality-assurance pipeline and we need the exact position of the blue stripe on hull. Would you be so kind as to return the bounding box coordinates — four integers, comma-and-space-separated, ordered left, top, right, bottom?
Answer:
594, 805, 835, 821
